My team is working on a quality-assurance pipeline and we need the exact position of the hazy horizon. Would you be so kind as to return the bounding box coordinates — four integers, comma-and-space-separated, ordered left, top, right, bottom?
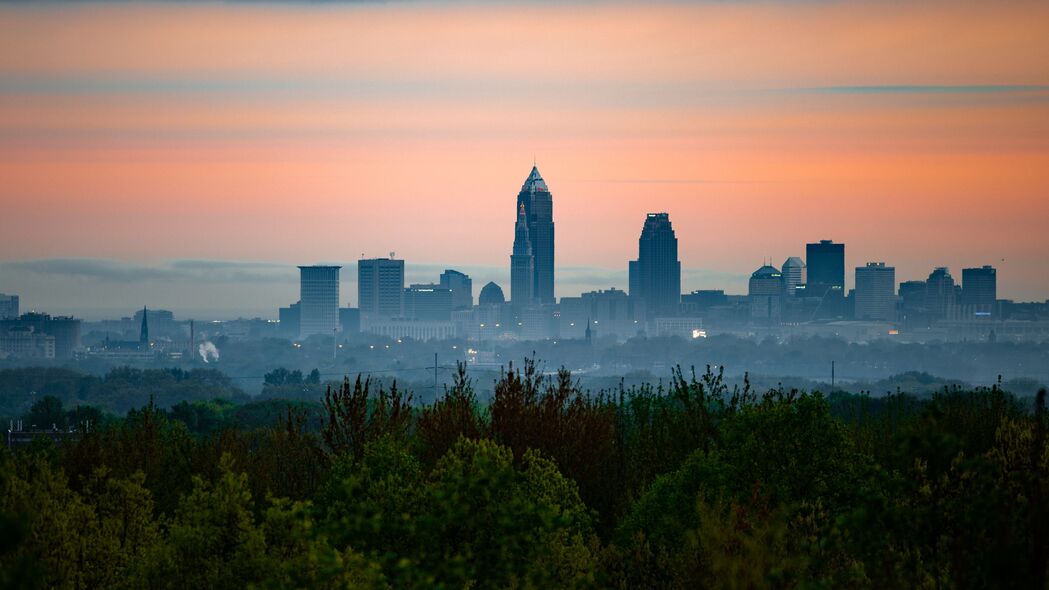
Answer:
2, 0, 1048, 316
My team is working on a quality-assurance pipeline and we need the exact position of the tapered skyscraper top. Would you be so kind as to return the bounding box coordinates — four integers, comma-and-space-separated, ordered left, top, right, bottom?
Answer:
520, 165, 549, 193
515, 164, 555, 304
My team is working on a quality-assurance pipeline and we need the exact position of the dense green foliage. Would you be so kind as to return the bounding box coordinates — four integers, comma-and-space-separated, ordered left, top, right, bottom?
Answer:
2, 360, 1047, 588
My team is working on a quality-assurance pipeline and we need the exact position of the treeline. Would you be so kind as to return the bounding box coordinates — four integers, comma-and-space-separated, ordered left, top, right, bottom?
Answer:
2, 360, 1048, 588
0, 367, 249, 420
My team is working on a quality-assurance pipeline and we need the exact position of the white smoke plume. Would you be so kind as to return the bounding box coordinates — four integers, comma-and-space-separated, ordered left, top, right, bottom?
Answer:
198, 341, 219, 363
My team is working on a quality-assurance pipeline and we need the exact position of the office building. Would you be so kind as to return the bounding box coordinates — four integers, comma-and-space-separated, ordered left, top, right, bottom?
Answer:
0, 312, 81, 359
297, 265, 341, 339
358, 258, 405, 319
854, 262, 896, 321
748, 264, 783, 321
924, 267, 956, 321
0, 294, 18, 320
806, 240, 845, 317
510, 202, 535, 310
279, 302, 300, 339
781, 257, 805, 297
405, 284, 454, 321
629, 213, 681, 318
440, 270, 473, 310
962, 265, 997, 307
516, 165, 555, 304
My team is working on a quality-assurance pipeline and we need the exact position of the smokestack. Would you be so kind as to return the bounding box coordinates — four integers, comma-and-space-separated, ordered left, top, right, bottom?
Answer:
190, 320, 195, 357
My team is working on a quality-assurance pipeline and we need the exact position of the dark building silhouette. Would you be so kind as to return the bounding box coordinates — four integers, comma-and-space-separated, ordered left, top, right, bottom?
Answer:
854, 262, 896, 321
358, 258, 405, 319
806, 239, 845, 317
748, 264, 783, 322
339, 307, 360, 335
0, 294, 18, 320
516, 165, 555, 304
298, 265, 341, 338
404, 284, 453, 320
629, 213, 681, 318
279, 302, 300, 339
0, 312, 80, 359
510, 202, 535, 310
924, 267, 956, 320
898, 280, 927, 325
478, 282, 506, 307
962, 265, 997, 307
139, 306, 149, 345
439, 269, 473, 310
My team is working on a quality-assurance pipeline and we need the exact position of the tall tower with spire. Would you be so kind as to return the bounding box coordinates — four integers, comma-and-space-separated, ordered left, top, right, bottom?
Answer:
510, 202, 535, 309
516, 165, 555, 304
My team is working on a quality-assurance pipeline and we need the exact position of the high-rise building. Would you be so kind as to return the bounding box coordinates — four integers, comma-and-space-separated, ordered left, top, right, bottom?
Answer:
629, 213, 681, 318
806, 240, 845, 292
806, 239, 845, 317
440, 269, 473, 310
924, 267, 956, 321
404, 284, 454, 321
516, 165, 555, 304
781, 257, 805, 297
898, 280, 926, 325
478, 282, 506, 307
298, 266, 341, 338
510, 202, 535, 310
0, 294, 18, 320
962, 265, 997, 307
279, 302, 301, 339
748, 264, 783, 321
358, 258, 404, 319
854, 262, 896, 321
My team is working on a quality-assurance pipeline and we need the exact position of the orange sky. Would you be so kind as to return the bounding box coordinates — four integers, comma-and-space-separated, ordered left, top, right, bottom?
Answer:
1, 1, 1048, 313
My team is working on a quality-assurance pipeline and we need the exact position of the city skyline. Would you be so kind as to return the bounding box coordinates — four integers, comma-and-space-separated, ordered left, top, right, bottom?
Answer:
1, 0, 1048, 316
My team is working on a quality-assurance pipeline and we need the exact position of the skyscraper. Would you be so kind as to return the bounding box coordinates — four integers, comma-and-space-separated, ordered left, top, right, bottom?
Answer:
298, 265, 341, 338
510, 202, 535, 310
748, 264, 783, 321
781, 257, 805, 297
358, 258, 404, 319
516, 165, 555, 304
961, 265, 997, 307
924, 267, 956, 321
440, 269, 473, 310
854, 262, 896, 321
629, 213, 681, 318
806, 239, 845, 317
0, 294, 18, 320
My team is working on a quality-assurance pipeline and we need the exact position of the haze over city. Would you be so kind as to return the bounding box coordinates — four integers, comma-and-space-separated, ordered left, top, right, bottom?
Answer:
2, 1, 1049, 317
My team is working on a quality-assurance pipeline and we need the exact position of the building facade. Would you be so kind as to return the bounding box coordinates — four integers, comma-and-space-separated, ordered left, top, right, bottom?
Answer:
358, 258, 405, 319
854, 262, 896, 321
0, 294, 18, 320
806, 239, 845, 317
298, 265, 341, 339
748, 264, 783, 321
629, 213, 681, 318
510, 202, 535, 310
516, 165, 555, 304
781, 257, 805, 297
439, 270, 473, 310
962, 265, 997, 307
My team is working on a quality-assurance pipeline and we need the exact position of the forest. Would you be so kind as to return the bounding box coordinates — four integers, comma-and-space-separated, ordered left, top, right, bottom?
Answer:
2, 359, 1047, 589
